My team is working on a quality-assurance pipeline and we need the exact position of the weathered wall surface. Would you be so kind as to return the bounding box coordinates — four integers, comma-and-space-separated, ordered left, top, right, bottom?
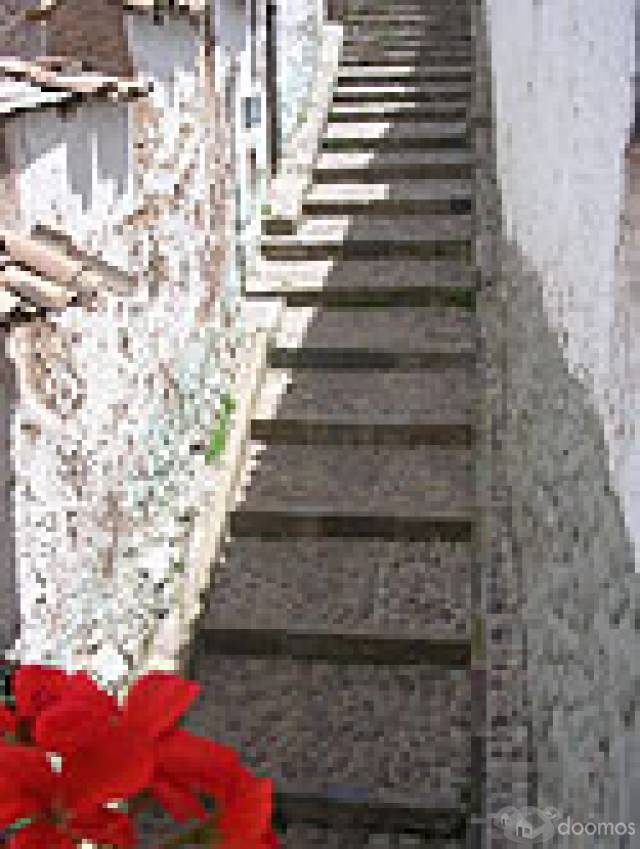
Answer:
9, 99, 136, 266
0, 1, 43, 60
45, 0, 134, 76
3, 12, 255, 693
277, 0, 323, 149
485, 0, 640, 840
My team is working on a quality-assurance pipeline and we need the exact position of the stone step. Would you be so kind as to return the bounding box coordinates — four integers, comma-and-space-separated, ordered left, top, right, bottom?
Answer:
345, 14, 471, 25
314, 150, 474, 180
321, 120, 469, 152
186, 652, 473, 811
261, 216, 472, 262
235, 442, 475, 526
336, 65, 473, 84
251, 258, 476, 307
279, 823, 466, 849
230, 507, 473, 540
341, 50, 473, 64
273, 303, 476, 353
252, 366, 475, 445
198, 625, 470, 668
303, 179, 472, 216
343, 36, 472, 50
328, 101, 469, 123
342, 39, 472, 51
340, 52, 472, 67
346, 2, 470, 13
202, 536, 473, 644
344, 24, 471, 37
332, 82, 472, 103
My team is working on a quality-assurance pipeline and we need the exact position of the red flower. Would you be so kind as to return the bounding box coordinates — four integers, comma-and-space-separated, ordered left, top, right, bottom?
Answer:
31, 670, 227, 824
0, 722, 154, 848
0, 704, 17, 738
206, 761, 280, 849
152, 728, 241, 822
121, 672, 236, 824
9, 664, 118, 744
12, 666, 69, 724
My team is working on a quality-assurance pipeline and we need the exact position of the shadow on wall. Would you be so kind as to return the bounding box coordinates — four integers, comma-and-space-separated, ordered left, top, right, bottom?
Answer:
14, 101, 131, 218
0, 330, 18, 661
501, 239, 640, 838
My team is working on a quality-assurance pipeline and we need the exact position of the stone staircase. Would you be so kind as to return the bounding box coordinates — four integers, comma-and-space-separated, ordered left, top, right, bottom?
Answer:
185, 0, 484, 846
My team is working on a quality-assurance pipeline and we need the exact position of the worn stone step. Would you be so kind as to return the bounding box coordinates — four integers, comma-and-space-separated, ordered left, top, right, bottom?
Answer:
321, 120, 469, 152
336, 65, 473, 84
275, 801, 465, 843
272, 302, 475, 357
252, 366, 475, 445
202, 536, 473, 644
332, 83, 472, 104
343, 35, 472, 50
198, 626, 470, 668
345, 14, 471, 26
344, 25, 470, 38
303, 180, 472, 216
340, 52, 472, 67
328, 101, 469, 123
251, 258, 476, 307
236, 443, 475, 524
341, 50, 473, 65
261, 216, 472, 262
314, 150, 473, 180
186, 652, 472, 809
343, 39, 472, 51
346, 2, 470, 13
279, 823, 466, 848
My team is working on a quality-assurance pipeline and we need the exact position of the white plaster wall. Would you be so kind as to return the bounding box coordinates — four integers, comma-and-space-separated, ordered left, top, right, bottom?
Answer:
277, 0, 323, 147
10, 100, 136, 270
487, 0, 638, 553
485, 0, 640, 836
4, 14, 259, 692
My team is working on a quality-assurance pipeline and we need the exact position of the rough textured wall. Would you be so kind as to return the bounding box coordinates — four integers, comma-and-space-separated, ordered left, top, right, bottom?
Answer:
0, 332, 18, 656
0, 1, 43, 60
277, 0, 322, 148
0, 126, 19, 230
10, 100, 136, 268
485, 0, 640, 840
5, 14, 251, 693
45, 0, 134, 77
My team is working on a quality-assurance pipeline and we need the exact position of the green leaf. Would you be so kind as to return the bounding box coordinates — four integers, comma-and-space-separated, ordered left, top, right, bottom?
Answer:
9, 818, 35, 832
221, 392, 236, 414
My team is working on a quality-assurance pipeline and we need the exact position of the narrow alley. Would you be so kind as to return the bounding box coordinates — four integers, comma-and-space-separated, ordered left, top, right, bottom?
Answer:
185, 0, 484, 845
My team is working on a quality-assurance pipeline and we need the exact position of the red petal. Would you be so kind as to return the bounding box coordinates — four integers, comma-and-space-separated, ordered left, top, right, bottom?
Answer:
157, 728, 241, 789
7, 822, 75, 849
0, 796, 39, 831
65, 672, 119, 716
261, 827, 281, 849
122, 672, 200, 740
0, 704, 17, 735
0, 744, 57, 807
218, 774, 274, 845
149, 776, 208, 823
34, 699, 115, 756
69, 807, 136, 848
13, 665, 68, 721
61, 724, 155, 815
